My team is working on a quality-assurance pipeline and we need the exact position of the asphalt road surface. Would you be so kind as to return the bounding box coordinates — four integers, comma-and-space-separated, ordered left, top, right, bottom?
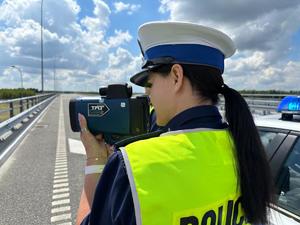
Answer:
0, 94, 87, 225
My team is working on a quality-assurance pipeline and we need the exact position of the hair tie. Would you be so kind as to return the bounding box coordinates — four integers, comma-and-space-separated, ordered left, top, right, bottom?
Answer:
219, 83, 229, 94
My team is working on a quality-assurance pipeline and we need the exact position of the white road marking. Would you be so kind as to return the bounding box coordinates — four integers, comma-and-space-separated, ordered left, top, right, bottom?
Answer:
51, 206, 71, 214
55, 162, 67, 165
52, 199, 70, 207
53, 188, 69, 194
50, 213, 71, 222
54, 174, 68, 179
56, 222, 72, 225
54, 171, 68, 176
53, 193, 70, 200
54, 178, 69, 184
51, 96, 72, 224
55, 160, 67, 163
53, 183, 69, 188
68, 138, 86, 155
56, 159, 67, 162
55, 168, 68, 172
56, 158, 67, 161
56, 156, 67, 159
55, 165, 68, 169
55, 165, 67, 168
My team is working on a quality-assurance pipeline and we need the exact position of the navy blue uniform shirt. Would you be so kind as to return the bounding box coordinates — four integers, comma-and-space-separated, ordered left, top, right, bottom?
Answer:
81, 105, 227, 225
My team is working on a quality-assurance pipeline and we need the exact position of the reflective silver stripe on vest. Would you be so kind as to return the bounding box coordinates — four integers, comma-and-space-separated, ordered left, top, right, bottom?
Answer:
120, 147, 142, 225
160, 127, 227, 136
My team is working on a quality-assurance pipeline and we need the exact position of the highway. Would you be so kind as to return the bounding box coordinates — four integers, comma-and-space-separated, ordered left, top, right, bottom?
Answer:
0, 94, 85, 225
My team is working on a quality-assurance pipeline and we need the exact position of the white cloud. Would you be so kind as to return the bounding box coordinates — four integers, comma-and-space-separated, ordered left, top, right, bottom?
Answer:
108, 47, 135, 68
226, 52, 268, 72
1, 0, 298, 92
158, 0, 300, 90
159, 0, 300, 24
93, 0, 111, 27
114, 1, 141, 15
101, 47, 141, 84
224, 54, 300, 90
105, 30, 132, 48
81, 17, 104, 32
0, 0, 140, 92
80, 0, 111, 32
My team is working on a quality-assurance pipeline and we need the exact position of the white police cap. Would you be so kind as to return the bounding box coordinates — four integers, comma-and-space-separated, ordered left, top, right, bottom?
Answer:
130, 21, 236, 87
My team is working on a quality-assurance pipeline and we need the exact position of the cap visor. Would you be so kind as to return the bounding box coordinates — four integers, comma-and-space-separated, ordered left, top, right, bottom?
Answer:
130, 69, 150, 87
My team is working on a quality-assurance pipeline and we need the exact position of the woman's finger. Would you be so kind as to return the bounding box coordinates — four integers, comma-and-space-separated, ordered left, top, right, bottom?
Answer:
77, 113, 109, 163
108, 145, 114, 156
78, 113, 88, 131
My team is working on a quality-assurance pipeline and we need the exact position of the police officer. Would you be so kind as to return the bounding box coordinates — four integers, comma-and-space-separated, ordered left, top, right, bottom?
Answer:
76, 21, 273, 225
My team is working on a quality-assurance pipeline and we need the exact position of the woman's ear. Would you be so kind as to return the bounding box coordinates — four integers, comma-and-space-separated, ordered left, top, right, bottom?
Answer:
170, 64, 184, 91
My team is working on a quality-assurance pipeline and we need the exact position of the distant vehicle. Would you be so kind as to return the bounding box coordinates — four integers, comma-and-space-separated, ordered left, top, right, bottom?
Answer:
255, 96, 300, 224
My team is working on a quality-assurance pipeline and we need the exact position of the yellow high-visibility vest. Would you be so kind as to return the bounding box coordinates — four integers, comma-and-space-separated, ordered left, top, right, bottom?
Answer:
121, 128, 251, 225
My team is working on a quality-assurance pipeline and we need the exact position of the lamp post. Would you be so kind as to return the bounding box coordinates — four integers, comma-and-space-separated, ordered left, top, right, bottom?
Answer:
10, 65, 24, 89
53, 57, 56, 92
41, 0, 44, 92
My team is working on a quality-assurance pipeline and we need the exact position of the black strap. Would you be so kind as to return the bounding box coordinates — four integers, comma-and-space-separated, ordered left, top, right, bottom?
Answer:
114, 128, 168, 148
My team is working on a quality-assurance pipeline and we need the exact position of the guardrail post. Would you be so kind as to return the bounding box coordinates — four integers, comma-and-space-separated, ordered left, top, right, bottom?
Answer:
27, 99, 29, 109
20, 99, 23, 112
9, 102, 13, 118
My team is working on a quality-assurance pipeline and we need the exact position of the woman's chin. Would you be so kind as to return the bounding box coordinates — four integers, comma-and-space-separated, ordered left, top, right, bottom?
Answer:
156, 118, 168, 127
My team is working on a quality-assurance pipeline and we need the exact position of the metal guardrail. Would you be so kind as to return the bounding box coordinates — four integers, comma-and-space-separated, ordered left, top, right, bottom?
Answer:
245, 99, 280, 112
0, 94, 57, 165
241, 93, 298, 99
219, 94, 286, 115
0, 94, 56, 141
0, 94, 54, 122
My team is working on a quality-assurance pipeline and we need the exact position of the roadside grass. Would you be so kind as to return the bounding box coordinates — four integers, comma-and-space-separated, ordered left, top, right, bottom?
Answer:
0, 102, 23, 123
0, 103, 9, 122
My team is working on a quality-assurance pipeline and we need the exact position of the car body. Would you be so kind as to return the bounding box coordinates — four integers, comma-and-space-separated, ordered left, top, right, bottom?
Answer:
255, 113, 300, 224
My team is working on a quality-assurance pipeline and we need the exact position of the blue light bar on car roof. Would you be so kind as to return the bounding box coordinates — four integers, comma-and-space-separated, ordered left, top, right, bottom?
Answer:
277, 96, 300, 114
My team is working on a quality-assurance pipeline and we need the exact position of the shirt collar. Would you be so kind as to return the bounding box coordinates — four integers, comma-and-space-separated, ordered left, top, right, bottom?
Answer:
164, 105, 227, 131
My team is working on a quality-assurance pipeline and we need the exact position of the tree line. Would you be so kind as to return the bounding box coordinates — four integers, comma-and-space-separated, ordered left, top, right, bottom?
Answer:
0, 88, 38, 99
239, 90, 300, 94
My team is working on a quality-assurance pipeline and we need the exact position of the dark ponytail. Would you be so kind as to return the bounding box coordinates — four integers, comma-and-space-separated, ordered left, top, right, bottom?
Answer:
222, 85, 273, 224
152, 64, 274, 224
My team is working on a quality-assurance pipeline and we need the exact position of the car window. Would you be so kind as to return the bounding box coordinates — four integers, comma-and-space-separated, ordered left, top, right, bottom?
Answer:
277, 138, 300, 217
259, 131, 278, 149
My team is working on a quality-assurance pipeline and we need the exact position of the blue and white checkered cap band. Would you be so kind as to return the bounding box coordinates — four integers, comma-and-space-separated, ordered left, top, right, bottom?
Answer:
144, 44, 225, 72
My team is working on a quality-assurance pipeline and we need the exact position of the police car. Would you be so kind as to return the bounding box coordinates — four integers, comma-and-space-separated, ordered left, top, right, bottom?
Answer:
255, 96, 300, 224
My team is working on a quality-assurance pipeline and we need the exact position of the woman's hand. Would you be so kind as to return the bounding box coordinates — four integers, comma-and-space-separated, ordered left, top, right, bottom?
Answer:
78, 113, 113, 165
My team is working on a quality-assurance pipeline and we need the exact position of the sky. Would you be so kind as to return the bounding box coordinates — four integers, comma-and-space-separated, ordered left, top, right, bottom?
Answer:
0, 0, 299, 93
